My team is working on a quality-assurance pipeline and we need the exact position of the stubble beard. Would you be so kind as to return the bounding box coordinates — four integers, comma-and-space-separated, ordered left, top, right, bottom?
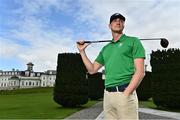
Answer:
112, 28, 123, 34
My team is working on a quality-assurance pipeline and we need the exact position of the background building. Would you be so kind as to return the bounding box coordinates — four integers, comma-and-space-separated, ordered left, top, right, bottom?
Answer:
0, 62, 56, 90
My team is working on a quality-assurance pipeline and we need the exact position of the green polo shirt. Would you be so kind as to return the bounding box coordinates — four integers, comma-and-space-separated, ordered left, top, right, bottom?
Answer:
95, 34, 145, 88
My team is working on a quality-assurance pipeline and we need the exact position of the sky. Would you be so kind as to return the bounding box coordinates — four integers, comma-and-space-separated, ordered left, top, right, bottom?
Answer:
0, 0, 180, 72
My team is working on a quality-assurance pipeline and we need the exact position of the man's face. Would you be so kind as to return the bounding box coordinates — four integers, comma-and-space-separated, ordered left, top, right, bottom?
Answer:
109, 18, 124, 33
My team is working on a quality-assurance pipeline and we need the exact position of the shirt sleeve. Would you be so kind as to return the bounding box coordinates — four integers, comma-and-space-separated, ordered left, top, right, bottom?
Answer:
95, 50, 104, 65
132, 38, 146, 59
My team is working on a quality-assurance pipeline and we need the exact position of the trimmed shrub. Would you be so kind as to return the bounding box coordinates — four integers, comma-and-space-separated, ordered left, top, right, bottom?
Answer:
87, 72, 104, 100
137, 71, 152, 101
150, 48, 180, 108
53, 53, 88, 107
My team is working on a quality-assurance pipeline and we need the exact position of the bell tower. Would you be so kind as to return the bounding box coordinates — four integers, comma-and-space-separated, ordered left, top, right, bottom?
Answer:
27, 62, 34, 71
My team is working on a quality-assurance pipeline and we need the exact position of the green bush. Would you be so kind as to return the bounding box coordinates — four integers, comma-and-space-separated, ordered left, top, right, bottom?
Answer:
0, 87, 52, 95
150, 48, 180, 108
137, 72, 152, 101
87, 72, 104, 100
53, 53, 88, 107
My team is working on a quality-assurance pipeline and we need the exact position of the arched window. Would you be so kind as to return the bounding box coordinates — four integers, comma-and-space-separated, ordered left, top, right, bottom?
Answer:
29, 81, 31, 86
22, 81, 24, 86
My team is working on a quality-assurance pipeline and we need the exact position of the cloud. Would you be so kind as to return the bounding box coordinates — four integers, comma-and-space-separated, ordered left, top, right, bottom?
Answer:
75, 0, 180, 51
0, 0, 77, 71
14, 0, 72, 15
0, 37, 25, 58
9, 18, 76, 71
1, 0, 180, 72
72, 0, 180, 71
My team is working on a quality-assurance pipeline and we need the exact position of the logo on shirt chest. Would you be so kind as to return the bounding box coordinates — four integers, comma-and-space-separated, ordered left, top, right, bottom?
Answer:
118, 43, 123, 47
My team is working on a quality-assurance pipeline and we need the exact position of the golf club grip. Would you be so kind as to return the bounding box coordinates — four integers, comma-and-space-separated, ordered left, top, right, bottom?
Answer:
76, 41, 91, 45
77, 40, 111, 45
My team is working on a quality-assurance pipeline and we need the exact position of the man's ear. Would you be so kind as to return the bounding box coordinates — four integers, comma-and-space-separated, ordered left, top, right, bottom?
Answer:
108, 24, 111, 29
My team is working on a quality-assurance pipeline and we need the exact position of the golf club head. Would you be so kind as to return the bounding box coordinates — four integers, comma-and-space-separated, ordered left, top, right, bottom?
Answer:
160, 38, 169, 48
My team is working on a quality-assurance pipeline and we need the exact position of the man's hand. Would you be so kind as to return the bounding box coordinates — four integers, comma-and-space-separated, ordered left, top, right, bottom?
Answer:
123, 90, 131, 97
76, 40, 102, 75
123, 58, 145, 97
77, 40, 91, 53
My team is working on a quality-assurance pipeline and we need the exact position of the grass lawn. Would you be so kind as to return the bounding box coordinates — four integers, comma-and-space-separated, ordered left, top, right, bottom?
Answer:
139, 98, 157, 109
0, 87, 98, 119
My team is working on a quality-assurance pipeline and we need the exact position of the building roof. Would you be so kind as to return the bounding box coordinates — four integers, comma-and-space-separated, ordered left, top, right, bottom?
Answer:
27, 62, 34, 66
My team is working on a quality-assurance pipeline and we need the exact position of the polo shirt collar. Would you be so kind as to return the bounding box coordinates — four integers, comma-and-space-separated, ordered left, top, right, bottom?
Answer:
111, 34, 126, 43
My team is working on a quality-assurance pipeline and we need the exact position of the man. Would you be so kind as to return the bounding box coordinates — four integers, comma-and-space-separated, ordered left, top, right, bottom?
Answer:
77, 13, 145, 120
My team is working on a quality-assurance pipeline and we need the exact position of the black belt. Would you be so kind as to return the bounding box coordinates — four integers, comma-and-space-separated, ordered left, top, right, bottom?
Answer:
105, 83, 129, 92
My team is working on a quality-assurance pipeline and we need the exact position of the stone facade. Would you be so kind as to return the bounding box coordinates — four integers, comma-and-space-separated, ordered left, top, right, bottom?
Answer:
0, 62, 56, 90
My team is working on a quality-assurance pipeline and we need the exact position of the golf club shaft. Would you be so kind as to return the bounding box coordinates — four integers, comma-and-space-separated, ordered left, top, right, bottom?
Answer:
80, 38, 165, 44
77, 38, 168, 48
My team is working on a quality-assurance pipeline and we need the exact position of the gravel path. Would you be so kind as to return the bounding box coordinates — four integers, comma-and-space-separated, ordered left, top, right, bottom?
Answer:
65, 101, 103, 119
139, 112, 175, 120
65, 101, 178, 120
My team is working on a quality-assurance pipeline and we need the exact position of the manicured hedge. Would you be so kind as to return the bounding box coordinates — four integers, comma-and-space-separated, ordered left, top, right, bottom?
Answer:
150, 48, 180, 108
87, 72, 104, 100
137, 72, 152, 101
53, 53, 88, 107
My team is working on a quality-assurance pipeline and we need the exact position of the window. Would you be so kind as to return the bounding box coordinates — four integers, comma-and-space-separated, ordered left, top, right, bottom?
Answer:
22, 81, 24, 86
37, 73, 40, 76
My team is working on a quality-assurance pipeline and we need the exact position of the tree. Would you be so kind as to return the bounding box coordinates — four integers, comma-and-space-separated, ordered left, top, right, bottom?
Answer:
53, 53, 88, 107
137, 71, 152, 101
87, 72, 104, 100
150, 48, 180, 108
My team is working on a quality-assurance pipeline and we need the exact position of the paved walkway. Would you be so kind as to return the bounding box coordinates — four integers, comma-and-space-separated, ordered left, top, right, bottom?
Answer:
65, 101, 180, 120
65, 101, 103, 120
96, 109, 180, 120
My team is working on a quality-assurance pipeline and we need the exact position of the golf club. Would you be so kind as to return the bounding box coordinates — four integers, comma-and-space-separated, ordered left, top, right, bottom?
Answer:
77, 38, 169, 48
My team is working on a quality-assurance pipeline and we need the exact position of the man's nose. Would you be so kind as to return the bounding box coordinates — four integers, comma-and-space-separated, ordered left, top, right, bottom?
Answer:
115, 19, 121, 23
115, 21, 121, 25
